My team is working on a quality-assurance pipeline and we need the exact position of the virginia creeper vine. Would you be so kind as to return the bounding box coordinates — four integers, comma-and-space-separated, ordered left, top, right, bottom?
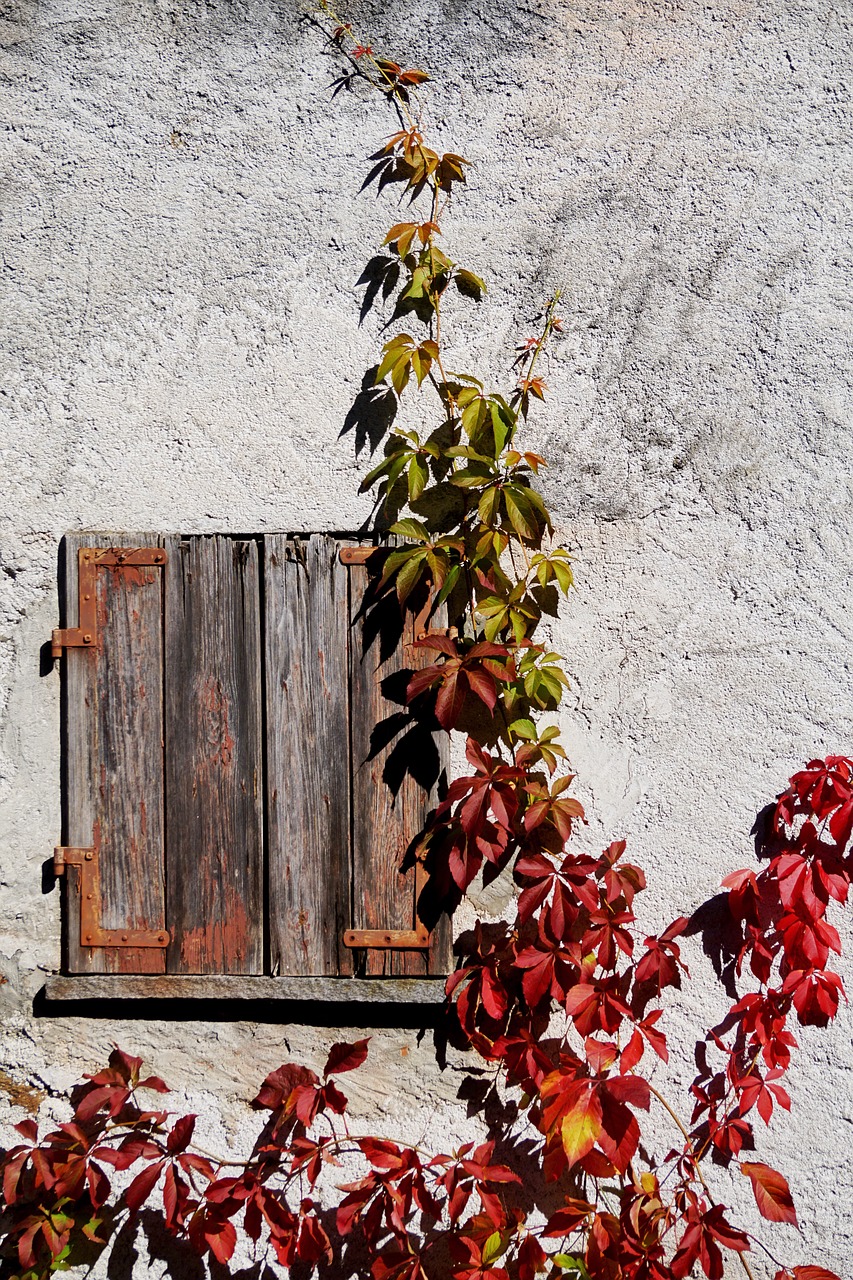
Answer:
1, 10, 848, 1280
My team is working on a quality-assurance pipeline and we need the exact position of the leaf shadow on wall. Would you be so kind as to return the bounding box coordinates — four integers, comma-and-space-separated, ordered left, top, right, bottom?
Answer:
339, 366, 397, 458
683, 801, 782, 1003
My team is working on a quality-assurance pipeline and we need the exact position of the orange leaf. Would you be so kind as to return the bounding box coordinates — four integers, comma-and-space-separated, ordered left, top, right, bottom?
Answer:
560, 1084, 602, 1165
740, 1161, 797, 1226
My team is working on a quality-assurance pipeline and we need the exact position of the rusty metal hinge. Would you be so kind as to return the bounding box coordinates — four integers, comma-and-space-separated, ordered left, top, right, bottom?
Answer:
54, 845, 170, 949
51, 546, 167, 659
339, 545, 378, 565
344, 861, 431, 951
338, 545, 457, 641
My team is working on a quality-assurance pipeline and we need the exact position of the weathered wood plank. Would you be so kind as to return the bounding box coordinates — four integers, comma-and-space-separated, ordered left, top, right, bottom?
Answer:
63, 533, 166, 974
265, 535, 352, 976
407, 593, 453, 977
348, 556, 452, 976
43, 974, 447, 1004
164, 536, 263, 974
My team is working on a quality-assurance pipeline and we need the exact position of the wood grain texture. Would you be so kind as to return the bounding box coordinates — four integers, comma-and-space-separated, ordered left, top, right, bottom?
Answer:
408, 594, 453, 977
164, 536, 263, 974
44, 974, 447, 1004
63, 533, 166, 974
348, 557, 452, 976
265, 535, 353, 976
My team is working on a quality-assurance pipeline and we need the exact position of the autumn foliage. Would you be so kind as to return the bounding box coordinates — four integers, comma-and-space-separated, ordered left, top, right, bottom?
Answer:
1, 758, 849, 1277
1, 7, 848, 1279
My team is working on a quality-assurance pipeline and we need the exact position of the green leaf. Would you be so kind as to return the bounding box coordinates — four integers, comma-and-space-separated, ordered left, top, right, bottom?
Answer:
478, 486, 500, 525
396, 550, 427, 605
510, 608, 528, 645
490, 400, 510, 453
451, 467, 492, 489
410, 347, 426, 386
434, 561, 461, 606
429, 246, 453, 273
391, 352, 412, 395
554, 1257, 590, 1278
375, 334, 414, 384
461, 396, 489, 439
385, 453, 410, 492
359, 456, 392, 492
380, 547, 416, 584
504, 486, 536, 540
408, 454, 428, 501
445, 370, 483, 388
482, 1231, 504, 1265
553, 561, 574, 593
509, 718, 536, 740
455, 268, 487, 300
403, 266, 427, 299
390, 518, 430, 542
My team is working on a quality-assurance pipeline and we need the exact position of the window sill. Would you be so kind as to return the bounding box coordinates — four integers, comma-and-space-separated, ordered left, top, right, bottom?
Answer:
42, 974, 448, 1005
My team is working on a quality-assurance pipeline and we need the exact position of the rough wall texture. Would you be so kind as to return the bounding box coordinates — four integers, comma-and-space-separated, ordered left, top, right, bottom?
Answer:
1, 0, 851, 1274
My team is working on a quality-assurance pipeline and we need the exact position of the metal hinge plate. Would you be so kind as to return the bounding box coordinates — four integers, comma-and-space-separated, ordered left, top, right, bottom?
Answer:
54, 845, 170, 949
344, 861, 431, 951
51, 546, 167, 659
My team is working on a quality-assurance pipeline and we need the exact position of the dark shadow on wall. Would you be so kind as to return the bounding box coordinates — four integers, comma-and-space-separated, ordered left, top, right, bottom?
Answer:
683, 798, 785, 1003
32, 987, 453, 1035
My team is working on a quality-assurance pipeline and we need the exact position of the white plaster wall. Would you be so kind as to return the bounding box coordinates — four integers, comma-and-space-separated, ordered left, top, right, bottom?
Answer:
1, 1, 851, 1274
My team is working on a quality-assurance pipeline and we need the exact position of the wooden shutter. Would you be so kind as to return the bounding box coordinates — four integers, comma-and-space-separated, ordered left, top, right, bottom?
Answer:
265, 537, 452, 978
60, 535, 168, 974
59, 532, 451, 982
163, 536, 264, 974
346, 549, 452, 976
265, 535, 353, 977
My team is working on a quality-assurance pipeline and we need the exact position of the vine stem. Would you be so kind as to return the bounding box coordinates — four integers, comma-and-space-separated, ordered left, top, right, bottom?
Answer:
647, 1084, 758, 1280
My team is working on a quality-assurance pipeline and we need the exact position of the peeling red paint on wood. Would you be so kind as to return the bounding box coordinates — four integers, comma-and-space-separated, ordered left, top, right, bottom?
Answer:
178, 888, 252, 973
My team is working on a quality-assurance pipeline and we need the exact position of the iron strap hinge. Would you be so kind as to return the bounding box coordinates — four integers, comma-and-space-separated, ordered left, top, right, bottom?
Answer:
53, 845, 170, 949
344, 861, 431, 951
51, 546, 167, 659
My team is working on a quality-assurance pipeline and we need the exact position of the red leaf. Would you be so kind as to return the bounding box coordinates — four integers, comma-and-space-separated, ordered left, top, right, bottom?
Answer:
358, 1137, 403, 1169
517, 1234, 547, 1280
467, 665, 498, 712
167, 1113, 196, 1154
95, 1137, 162, 1170
322, 1081, 349, 1114
252, 1063, 318, 1111
125, 1160, 163, 1212
203, 1213, 234, 1264
620, 1029, 644, 1071
792, 1269, 842, 1280
138, 1074, 170, 1093
604, 1074, 650, 1109
3, 1151, 29, 1206
298, 1213, 332, 1264
436, 668, 467, 729
107, 1047, 143, 1083
740, 1162, 798, 1225
325, 1038, 370, 1076
13, 1118, 38, 1143
544, 1197, 595, 1235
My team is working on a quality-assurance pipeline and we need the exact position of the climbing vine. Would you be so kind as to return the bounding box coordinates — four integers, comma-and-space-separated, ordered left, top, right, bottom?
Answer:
0, 8, 848, 1279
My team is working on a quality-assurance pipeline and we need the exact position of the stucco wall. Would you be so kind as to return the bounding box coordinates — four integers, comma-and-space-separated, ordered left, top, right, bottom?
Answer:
1, 1, 851, 1274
